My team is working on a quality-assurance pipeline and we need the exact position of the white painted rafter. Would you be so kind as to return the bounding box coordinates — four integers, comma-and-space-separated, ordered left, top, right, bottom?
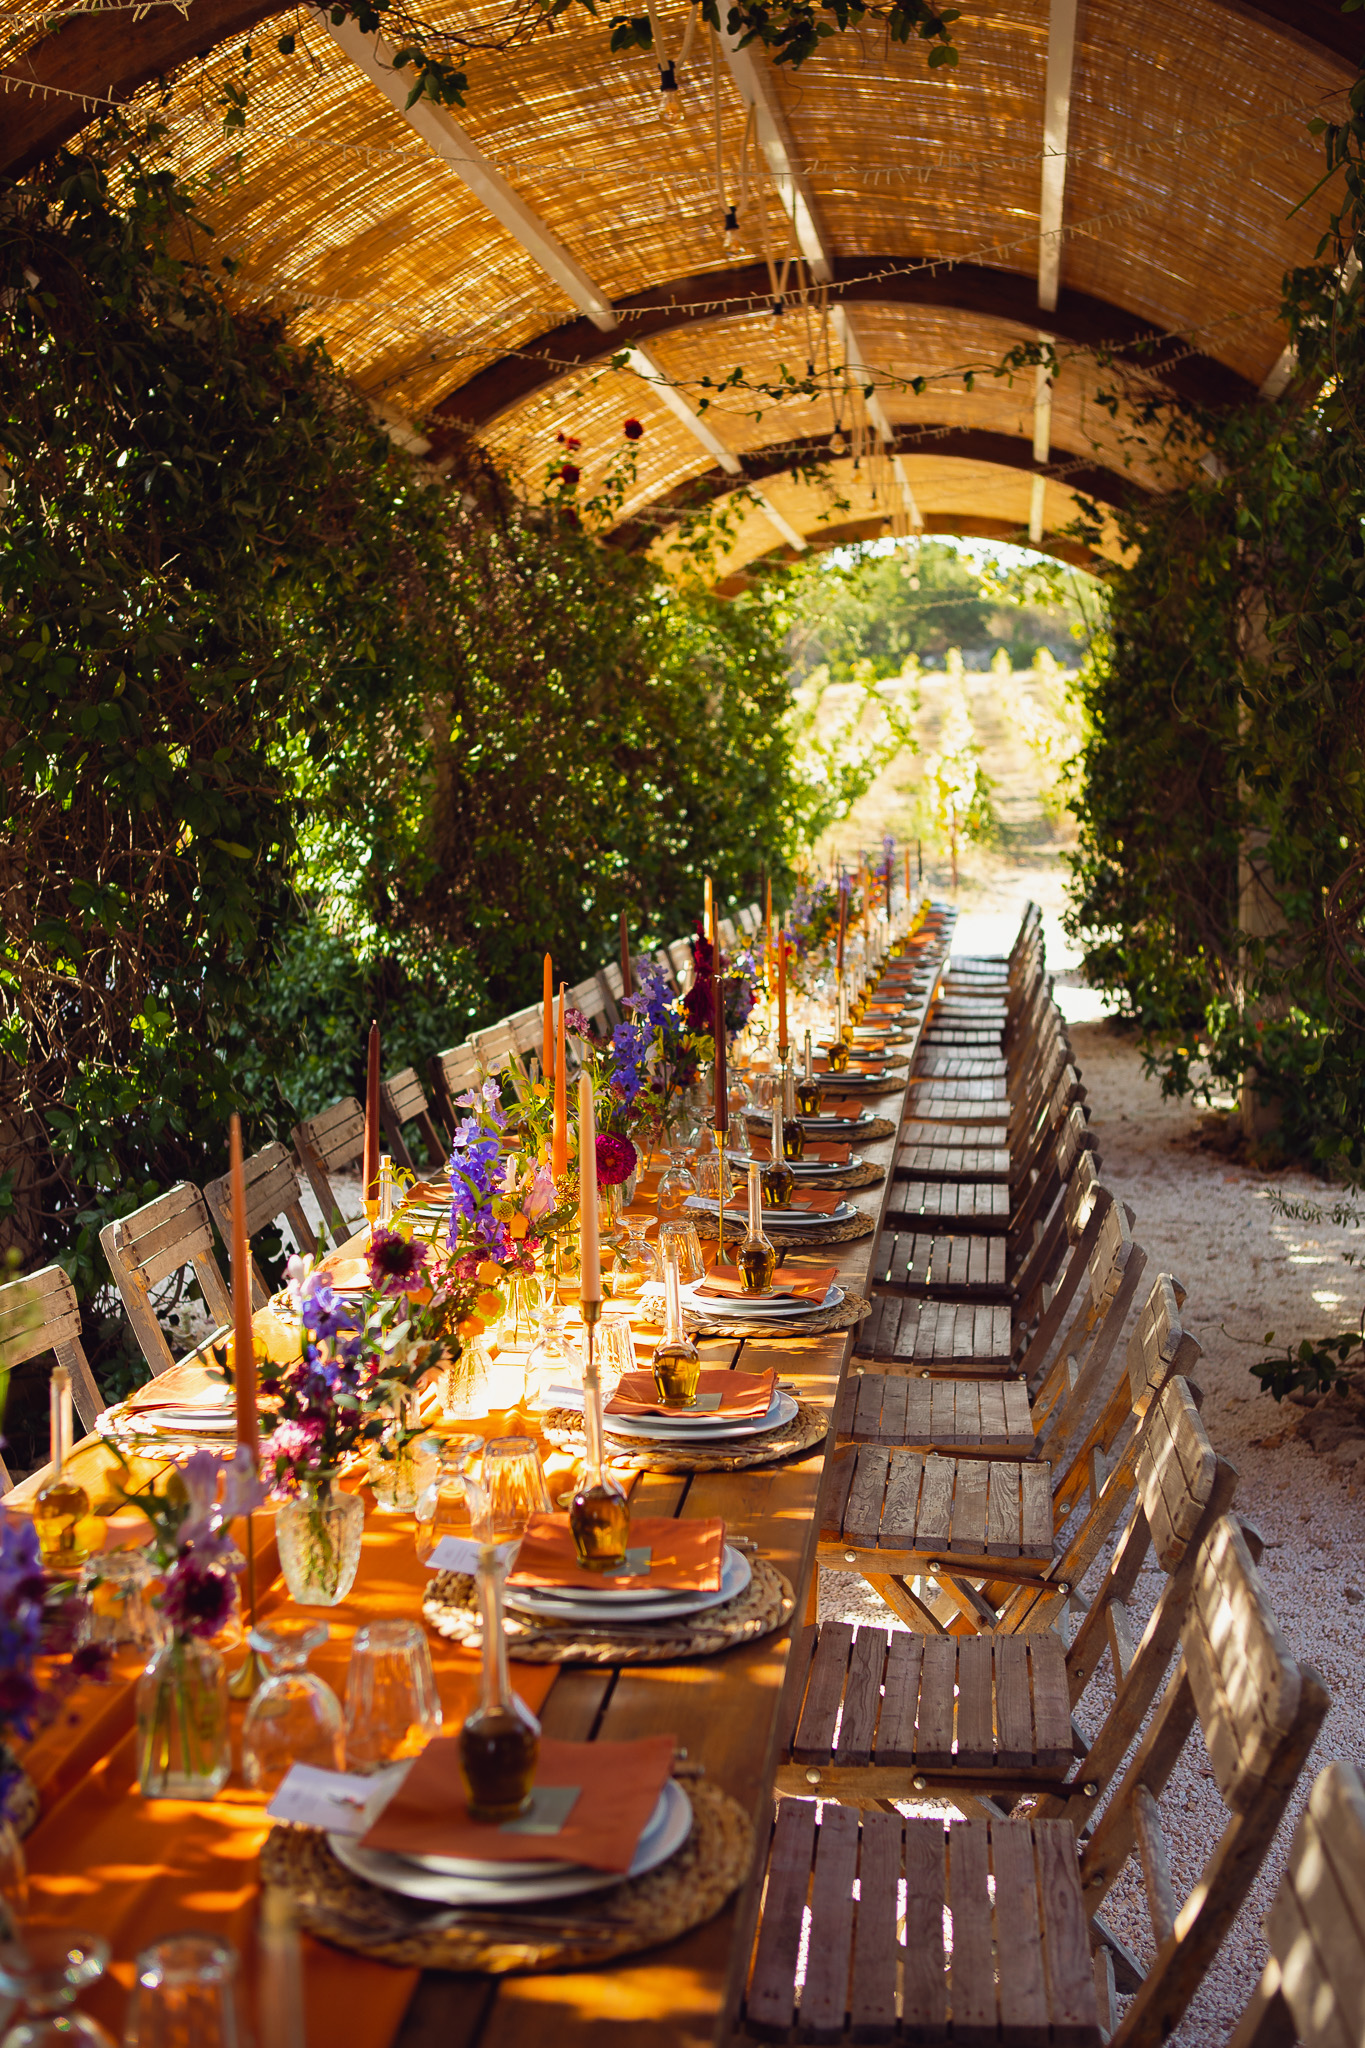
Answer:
892, 455, 924, 531
319, 10, 616, 331
832, 304, 896, 445
717, 25, 831, 283
625, 345, 742, 473
1037, 0, 1078, 317
755, 491, 808, 552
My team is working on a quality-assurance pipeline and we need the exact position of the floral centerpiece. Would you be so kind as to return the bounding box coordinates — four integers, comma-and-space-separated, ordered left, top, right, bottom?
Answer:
0, 1517, 107, 1841
122, 1447, 265, 1799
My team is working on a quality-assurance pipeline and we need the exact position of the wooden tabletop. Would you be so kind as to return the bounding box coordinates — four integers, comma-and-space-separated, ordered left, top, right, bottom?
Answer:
395, 958, 947, 2048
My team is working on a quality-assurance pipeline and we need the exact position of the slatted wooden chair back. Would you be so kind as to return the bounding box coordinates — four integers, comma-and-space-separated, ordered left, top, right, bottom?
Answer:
567, 974, 611, 1038
507, 1004, 546, 1073
593, 968, 622, 1030
1227, 1761, 1365, 2048
99, 1184, 234, 1377
290, 1096, 366, 1247
378, 1066, 448, 1168
428, 1043, 480, 1136
203, 1141, 317, 1311
1080, 1514, 1330, 2048
599, 960, 626, 1005
738, 904, 759, 934
666, 938, 693, 990
1013, 1137, 1108, 1360
1025, 1193, 1147, 1449
0, 1264, 105, 1482
651, 948, 678, 992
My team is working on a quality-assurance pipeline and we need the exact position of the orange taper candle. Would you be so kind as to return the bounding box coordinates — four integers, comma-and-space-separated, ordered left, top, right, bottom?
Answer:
363, 1020, 381, 1212
543, 952, 554, 1082
777, 928, 788, 1054
552, 983, 568, 1177
228, 1113, 258, 1455
578, 1070, 600, 1305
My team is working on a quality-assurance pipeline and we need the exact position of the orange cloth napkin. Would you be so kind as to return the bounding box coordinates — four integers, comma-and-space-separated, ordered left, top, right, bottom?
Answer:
361, 1733, 676, 1873
697, 1263, 837, 1301
722, 1188, 843, 1216
747, 1138, 852, 1166
817, 1098, 869, 1119
607, 1368, 776, 1418
507, 1513, 725, 1592
815, 1057, 886, 1076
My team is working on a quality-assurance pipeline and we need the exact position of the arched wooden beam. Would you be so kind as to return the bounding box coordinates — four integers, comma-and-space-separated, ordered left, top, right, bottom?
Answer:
606, 425, 1142, 552
711, 513, 1104, 591
430, 258, 1256, 434
1, 0, 1359, 180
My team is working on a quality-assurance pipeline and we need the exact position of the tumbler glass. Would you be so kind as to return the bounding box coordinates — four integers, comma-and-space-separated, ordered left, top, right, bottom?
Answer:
343, 1620, 443, 1772
121, 1934, 240, 2047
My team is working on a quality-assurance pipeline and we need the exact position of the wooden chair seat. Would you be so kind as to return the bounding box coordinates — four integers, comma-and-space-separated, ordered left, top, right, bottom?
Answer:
778, 1624, 1075, 1797
822, 1445, 1055, 1580
919, 1026, 1006, 1048
906, 1075, 1010, 1105
883, 1182, 1011, 1232
869, 1229, 1009, 1298
740, 1806, 1100, 2045
902, 1118, 1008, 1149
836, 1369, 1033, 1451
895, 1143, 1011, 1183
854, 1297, 1013, 1369
913, 1054, 1009, 1080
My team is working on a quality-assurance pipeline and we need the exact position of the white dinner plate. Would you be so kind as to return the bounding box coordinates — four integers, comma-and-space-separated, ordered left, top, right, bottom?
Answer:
353, 1771, 673, 1881
601, 1391, 800, 1444
684, 1197, 857, 1229
330, 1776, 693, 1905
689, 1284, 842, 1319
505, 1546, 751, 1624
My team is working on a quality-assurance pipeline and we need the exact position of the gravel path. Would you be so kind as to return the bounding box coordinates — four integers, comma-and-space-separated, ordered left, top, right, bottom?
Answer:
818, 889, 1365, 2041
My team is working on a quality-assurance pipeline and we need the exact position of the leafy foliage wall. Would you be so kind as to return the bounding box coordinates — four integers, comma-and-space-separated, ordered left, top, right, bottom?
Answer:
1065, 252, 1365, 1181
0, 132, 809, 1387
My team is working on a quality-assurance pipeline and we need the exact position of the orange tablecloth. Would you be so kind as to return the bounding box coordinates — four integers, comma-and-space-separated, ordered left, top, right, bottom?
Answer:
17, 1461, 560, 2043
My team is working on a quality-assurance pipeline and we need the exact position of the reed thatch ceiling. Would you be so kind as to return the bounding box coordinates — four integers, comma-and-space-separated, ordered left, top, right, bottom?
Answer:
2, 0, 1355, 575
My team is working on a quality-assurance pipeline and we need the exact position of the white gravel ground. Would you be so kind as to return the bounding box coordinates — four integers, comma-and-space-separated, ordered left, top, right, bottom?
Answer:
819, 888, 1365, 2042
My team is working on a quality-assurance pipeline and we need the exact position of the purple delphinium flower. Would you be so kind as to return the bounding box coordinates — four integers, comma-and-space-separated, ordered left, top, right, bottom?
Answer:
298, 1273, 359, 1343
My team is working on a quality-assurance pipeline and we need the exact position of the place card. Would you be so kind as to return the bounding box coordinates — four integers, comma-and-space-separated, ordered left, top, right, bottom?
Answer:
423, 1535, 517, 1575
268, 1764, 375, 1836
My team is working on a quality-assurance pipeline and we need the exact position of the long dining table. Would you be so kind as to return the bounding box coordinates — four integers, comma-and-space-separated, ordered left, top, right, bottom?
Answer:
4, 919, 951, 2048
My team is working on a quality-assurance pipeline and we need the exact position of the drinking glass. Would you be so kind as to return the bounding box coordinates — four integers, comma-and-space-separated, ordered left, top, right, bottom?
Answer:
477, 1439, 552, 1542
657, 1220, 704, 1285
603, 1222, 660, 1302
240, 1621, 344, 1793
522, 1312, 582, 1407
593, 1312, 637, 1402
343, 1620, 443, 1772
0, 1927, 112, 2048
121, 1934, 240, 2047
77, 1551, 166, 1654
655, 1151, 696, 1223
414, 1434, 483, 1562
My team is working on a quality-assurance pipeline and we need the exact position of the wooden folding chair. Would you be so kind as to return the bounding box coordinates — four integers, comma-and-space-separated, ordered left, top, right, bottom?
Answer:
506, 1004, 547, 1082
1227, 1760, 1365, 2048
567, 974, 612, 1039
378, 1067, 448, 1169
597, 961, 626, 1026
100, 1185, 234, 1377
0, 1263, 106, 1484
290, 1096, 366, 1247
203, 1141, 318, 1311
666, 938, 693, 991
847, 1159, 1140, 1444
821, 1266, 1183, 1636
429, 1043, 480, 1136
779, 1372, 1235, 1810
739, 1513, 1327, 2048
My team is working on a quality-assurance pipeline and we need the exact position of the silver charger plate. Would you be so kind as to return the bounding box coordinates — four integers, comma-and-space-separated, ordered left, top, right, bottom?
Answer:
688, 1284, 843, 1319
505, 1545, 752, 1623
329, 1776, 692, 1905
601, 1390, 800, 1444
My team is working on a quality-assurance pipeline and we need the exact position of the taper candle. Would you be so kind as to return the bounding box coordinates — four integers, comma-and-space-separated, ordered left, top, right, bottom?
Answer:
836, 884, 847, 975
543, 953, 554, 1082
363, 1020, 381, 1212
713, 970, 727, 1133
777, 929, 788, 1053
552, 983, 568, 1177
579, 1070, 601, 1304
49, 1365, 68, 1476
619, 908, 632, 998
229, 1112, 259, 1455
704, 874, 713, 934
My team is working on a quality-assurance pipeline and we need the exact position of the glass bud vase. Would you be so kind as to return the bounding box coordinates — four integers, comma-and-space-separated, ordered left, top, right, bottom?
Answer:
276, 1482, 364, 1606
136, 1639, 231, 1800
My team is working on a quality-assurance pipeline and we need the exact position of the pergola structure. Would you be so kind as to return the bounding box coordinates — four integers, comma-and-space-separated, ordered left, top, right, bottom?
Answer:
3, 0, 1357, 579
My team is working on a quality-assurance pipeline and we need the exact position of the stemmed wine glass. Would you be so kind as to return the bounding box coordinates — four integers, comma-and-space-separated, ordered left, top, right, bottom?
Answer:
0, 1928, 114, 2047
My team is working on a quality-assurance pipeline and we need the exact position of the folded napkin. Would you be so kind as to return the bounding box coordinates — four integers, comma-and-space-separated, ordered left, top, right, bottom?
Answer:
815, 1058, 886, 1077
722, 1188, 844, 1216
607, 1368, 776, 1418
360, 1733, 676, 1872
816, 1098, 869, 1120
405, 1177, 453, 1201
747, 1138, 852, 1167
125, 1359, 231, 1413
327, 1256, 373, 1292
508, 1513, 725, 1592
697, 1263, 837, 1302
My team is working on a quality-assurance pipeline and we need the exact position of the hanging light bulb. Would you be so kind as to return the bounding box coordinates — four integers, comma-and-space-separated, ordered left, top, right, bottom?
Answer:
724, 204, 739, 235
658, 60, 684, 124
828, 431, 847, 456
